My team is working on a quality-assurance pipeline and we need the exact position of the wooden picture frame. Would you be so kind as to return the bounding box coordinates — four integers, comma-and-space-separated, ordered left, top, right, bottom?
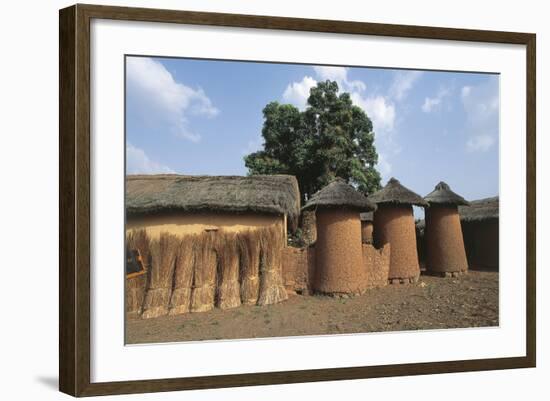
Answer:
59, 3, 536, 397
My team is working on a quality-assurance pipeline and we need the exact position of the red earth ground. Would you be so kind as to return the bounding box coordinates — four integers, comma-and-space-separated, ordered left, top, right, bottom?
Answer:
126, 270, 498, 344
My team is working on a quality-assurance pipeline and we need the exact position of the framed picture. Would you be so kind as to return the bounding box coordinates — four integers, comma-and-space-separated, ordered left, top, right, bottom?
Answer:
59, 3, 536, 397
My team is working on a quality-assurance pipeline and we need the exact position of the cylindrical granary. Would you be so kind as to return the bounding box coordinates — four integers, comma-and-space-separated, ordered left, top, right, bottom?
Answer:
424, 182, 469, 275
302, 178, 376, 294
373, 204, 420, 280
425, 206, 468, 273
360, 212, 373, 244
369, 178, 428, 282
315, 208, 365, 293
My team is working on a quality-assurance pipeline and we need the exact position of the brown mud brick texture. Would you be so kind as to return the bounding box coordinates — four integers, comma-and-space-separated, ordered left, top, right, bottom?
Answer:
142, 233, 179, 319
314, 209, 366, 294
361, 221, 374, 244
425, 206, 468, 273
462, 220, 499, 270
374, 204, 420, 280
362, 243, 390, 288
281, 246, 316, 294
300, 209, 317, 246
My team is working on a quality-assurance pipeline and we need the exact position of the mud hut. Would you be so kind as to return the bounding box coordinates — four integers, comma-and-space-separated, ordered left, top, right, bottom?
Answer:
459, 196, 499, 270
126, 175, 300, 238
369, 178, 428, 283
360, 212, 374, 244
126, 175, 300, 317
303, 178, 376, 295
423, 182, 470, 276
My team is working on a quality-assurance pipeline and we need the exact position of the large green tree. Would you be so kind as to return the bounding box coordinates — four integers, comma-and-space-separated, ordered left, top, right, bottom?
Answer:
244, 80, 381, 201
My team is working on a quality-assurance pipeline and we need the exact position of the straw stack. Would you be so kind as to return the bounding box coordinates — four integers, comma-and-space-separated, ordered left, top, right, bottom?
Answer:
126, 229, 151, 270
142, 232, 179, 319
169, 235, 197, 315
125, 230, 150, 315
257, 226, 288, 306
215, 231, 242, 310
237, 230, 261, 305
190, 232, 218, 313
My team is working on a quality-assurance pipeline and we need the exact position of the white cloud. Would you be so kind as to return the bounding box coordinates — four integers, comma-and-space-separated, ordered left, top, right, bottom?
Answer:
466, 134, 495, 152
241, 135, 264, 155
377, 152, 392, 181
351, 93, 396, 132
126, 57, 219, 142
421, 87, 450, 113
461, 78, 498, 124
313, 66, 347, 82
282, 76, 317, 110
313, 66, 366, 92
126, 143, 175, 174
389, 71, 423, 101
422, 97, 440, 113
461, 77, 499, 152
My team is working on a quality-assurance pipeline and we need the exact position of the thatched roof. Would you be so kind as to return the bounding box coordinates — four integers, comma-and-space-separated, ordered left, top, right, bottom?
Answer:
368, 178, 428, 207
302, 178, 376, 212
459, 196, 499, 222
126, 174, 301, 229
360, 212, 373, 222
424, 181, 469, 206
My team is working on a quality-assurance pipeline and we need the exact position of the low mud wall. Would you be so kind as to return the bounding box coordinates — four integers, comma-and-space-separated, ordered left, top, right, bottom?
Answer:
281, 246, 315, 294
282, 243, 390, 294
362, 243, 391, 288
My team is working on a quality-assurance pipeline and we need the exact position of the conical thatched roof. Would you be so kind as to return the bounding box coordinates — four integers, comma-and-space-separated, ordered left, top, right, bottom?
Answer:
126, 174, 301, 230
424, 181, 469, 206
368, 178, 428, 207
458, 196, 499, 222
302, 178, 376, 212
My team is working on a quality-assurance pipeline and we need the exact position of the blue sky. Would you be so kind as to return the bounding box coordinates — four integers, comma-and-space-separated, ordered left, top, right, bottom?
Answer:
126, 56, 499, 207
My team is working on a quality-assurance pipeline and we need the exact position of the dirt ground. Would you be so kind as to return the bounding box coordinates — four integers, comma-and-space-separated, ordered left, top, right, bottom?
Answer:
126, 270, 498, 344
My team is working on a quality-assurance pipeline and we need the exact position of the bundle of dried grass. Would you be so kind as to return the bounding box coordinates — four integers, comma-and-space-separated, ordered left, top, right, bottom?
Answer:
142, 233, 179, 319
169, 235, 197, 315
125, 230, 150, 315
215, 231, 241, 310
237, 230, 261, 305
257, 226, 288, 306
126, 271, 147, 315
190, 232, 218, 313
126, 229, 151, 270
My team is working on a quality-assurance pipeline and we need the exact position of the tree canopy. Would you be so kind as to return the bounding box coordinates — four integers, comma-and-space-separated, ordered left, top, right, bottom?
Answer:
244, 80, 381, 201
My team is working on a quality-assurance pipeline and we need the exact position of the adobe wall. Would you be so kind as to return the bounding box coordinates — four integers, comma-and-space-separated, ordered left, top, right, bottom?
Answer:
281, 243, 390, 293
127, 212, 283, 239
462, 220, 499, 269
374, 204, 420, 281
281, 246, 315, 294
425, 206, 468, 274
361, 221, 374, 244
314, 209, 366, 294
362, 243, 390, 288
